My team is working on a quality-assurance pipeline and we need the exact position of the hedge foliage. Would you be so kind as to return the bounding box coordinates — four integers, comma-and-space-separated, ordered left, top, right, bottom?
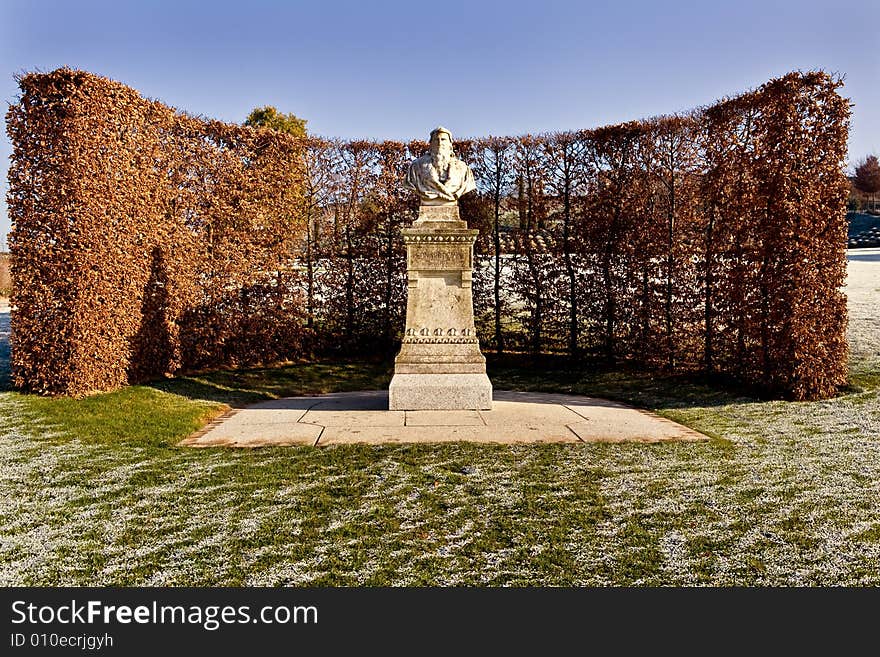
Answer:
6, 69, 849, 399
6, 69, 306, 394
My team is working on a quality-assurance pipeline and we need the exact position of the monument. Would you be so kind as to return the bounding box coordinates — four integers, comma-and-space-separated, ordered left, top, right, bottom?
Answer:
388, 127, 493, 410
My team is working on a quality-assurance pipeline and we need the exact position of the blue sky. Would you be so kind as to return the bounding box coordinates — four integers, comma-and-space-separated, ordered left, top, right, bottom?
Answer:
2, 0, 878, 249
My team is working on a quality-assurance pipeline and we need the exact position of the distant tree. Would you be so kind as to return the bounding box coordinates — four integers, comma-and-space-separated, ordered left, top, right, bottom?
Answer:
853, 155, 880, 211
244, 106, 307, 138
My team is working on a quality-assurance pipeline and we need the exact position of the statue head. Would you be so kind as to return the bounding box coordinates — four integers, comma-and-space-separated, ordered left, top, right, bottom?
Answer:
429, 126, 454, 159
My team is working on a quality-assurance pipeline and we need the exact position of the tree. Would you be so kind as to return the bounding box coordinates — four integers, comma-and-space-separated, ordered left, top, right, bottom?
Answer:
853, 155, 880, 211
470, 136, 513, 354
244, 106, 307, 138
543, 131, 588, 359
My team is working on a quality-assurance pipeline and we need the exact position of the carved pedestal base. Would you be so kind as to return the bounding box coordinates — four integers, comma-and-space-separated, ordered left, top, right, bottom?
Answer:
389, 204, 492, 410
389, 374, 492, 411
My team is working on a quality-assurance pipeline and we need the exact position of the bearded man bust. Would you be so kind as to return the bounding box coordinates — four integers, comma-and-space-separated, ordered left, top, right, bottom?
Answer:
405, 126, 476, 206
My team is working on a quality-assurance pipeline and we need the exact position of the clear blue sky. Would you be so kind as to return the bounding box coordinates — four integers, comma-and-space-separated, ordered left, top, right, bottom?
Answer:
2, 0, 878, 250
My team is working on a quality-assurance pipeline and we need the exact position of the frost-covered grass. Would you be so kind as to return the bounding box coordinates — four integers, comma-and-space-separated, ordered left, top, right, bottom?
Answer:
0, 254, 878, 585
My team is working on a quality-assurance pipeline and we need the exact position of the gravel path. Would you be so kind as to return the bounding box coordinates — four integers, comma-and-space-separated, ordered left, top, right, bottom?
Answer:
846, 249, 880, 361
0, 303, 9, 389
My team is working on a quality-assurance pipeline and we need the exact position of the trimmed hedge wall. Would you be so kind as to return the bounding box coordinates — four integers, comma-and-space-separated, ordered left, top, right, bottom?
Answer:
6, 69, 850, 399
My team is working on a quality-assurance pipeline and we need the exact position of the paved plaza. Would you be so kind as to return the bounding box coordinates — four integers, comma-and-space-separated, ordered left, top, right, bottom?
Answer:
180, 390, 708, 447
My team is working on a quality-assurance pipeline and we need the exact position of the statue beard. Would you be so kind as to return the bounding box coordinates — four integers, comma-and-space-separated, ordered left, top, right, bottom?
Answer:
430, 145, 453, 182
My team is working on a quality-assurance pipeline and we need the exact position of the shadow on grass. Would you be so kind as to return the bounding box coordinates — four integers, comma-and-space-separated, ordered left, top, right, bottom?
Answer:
141, 354, 758, 409
3, 310, 871, 417
847, 361, 880, 392
485, 353, 760, 411
0, 325, 779, 414
148, 359, 394, 407
158, 352, 765, 412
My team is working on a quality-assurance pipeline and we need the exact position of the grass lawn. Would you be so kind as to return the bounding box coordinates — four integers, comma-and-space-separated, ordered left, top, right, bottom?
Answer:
0, 254, 878, 585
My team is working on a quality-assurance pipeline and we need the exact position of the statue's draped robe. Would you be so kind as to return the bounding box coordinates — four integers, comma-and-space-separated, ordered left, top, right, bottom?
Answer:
405, 154, 477, 205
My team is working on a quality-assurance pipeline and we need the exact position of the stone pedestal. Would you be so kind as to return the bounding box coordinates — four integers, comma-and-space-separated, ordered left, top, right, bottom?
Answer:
389, 204, 492, 410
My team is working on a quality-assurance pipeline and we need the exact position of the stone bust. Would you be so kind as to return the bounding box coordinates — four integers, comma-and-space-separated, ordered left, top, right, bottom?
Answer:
405, 126, 476, 206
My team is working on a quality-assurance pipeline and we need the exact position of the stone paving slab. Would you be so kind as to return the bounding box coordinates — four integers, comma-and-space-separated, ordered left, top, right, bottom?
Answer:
180, 390, 708, 447
179, 417, 321, 447
405, 410, 485, 426
478, 400, 585, 427
317, 424, 581, 445
227, 407, 312, 425
308, 390, 388, 410
300, 410, 406, 427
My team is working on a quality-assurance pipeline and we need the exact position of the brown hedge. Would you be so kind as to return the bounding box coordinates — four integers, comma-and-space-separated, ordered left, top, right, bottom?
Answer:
462, 71, 849, 400
6, 69, 849, 399
6, 69, 307, 395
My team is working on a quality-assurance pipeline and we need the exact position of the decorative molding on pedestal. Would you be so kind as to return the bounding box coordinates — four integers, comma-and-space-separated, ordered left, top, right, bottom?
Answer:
389, 203, 492, 410
403, 233, 476, 243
